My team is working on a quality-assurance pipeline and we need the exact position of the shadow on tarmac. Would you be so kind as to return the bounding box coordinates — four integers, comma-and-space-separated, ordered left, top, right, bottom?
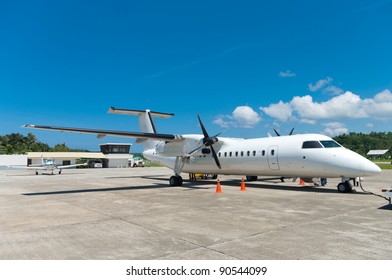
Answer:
22, 175, 372, 196
378, 204, 392, 210
22, 180, 210, 196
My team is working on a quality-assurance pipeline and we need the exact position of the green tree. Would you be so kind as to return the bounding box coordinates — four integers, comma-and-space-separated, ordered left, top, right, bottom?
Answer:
52, 143, 70, 152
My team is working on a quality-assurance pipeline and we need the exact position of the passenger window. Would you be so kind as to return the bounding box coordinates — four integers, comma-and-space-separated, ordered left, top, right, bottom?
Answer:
302, 141, 323, 149
218, 152, 221, 157
235, 151, 238, 157
229, 152, 232, 157
247, 151, 250, 156
253, 151, 256, 156
241, 151, 244, 157
271, 150, 275, 156
262, 150, 265, 156
224, 152, 227, 157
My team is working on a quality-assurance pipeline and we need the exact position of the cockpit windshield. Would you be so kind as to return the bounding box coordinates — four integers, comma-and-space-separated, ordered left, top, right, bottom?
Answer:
302, 141, 323, 149
302, 140, 342, 149
320, 140, 341, 148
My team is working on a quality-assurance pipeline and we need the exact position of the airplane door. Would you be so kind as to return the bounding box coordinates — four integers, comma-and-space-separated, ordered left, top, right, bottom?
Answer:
267, 145, 280, 170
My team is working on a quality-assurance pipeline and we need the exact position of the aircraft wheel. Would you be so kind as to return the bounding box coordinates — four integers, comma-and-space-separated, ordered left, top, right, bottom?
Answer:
337, 182, 352, 193
170, 176, 183, 186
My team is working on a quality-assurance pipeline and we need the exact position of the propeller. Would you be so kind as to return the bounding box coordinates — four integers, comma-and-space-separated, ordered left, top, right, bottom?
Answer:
193, 115, 222, 169
273, 127, 295, 136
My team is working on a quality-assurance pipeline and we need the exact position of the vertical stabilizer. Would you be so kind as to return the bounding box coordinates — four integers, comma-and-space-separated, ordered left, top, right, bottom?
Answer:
108, 107, 174, 150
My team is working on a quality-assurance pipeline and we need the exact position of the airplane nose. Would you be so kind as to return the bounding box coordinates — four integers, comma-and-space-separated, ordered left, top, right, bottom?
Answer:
362, 160, 382, 175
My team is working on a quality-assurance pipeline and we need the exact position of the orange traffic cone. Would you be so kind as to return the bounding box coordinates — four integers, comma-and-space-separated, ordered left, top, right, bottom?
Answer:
299, 179, 305, 185
241, 178, 246, 191
216, 179, 222, 193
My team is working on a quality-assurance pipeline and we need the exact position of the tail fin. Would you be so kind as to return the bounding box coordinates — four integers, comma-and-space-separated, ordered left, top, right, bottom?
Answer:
108, 107, 174, 150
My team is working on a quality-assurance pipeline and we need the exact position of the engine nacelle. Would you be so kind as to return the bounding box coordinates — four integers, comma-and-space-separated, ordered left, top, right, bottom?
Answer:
155, 135, 203, 157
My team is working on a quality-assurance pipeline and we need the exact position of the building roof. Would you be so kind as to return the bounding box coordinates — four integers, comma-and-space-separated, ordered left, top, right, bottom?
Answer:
99, 143, 132, 146
27, 152, 105, 159
367, 150, 389, 156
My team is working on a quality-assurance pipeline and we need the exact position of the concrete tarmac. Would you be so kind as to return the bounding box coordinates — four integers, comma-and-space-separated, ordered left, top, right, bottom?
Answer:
0, 167, 391, 260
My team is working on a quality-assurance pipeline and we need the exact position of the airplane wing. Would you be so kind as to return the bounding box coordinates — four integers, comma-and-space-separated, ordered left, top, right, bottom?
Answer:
23, 125, 181, 141
8, 165, 47, 170
57, 163, 88, 169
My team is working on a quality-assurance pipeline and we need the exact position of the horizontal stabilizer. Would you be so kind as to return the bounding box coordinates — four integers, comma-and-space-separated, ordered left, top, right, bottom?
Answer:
108, 107, 174, 119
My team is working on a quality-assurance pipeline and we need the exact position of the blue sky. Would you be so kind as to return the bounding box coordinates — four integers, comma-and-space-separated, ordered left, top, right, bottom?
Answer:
1, 0, 391, 152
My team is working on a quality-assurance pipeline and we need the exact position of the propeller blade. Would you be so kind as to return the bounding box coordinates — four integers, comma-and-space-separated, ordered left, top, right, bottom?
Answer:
197, 114, 209, 138
210, 145, 221, 169
187, 143, 205, 156
273, 129, 281, 136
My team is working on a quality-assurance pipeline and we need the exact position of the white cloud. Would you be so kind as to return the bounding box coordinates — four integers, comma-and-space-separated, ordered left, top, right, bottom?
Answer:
373, 89, 392, 102
324, 85, 344, 95
307, 77, 345, 96
279, 70, 296, 78
214, 106, 261, 128
308, 77, 333, 92
366, 123, 374, 128
291, 91, 367, 120
362, 89, 392, 119
232, 106, 262, 128
260, 89, 392, 123
322, 122, 348, 136
260, 101, 292, 122
213, 116, 232, 129
299, 119, 316, 124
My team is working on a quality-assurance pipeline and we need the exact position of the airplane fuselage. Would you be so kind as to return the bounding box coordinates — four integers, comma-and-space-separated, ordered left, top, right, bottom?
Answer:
144, 133, 381, 179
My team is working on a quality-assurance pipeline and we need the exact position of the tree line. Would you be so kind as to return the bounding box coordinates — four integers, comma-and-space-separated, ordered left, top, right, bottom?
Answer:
0, 132, 87, 154
334, 132, 392, 157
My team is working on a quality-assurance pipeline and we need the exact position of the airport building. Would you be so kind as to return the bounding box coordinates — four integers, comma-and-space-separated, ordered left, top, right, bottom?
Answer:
367, 149, 390, 159
99, 143, 133, 168
1, 143, 135, 168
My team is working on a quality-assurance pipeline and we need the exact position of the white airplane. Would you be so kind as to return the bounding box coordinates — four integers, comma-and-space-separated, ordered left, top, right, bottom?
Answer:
10, 157, 87, 175
24, 107, 381, 192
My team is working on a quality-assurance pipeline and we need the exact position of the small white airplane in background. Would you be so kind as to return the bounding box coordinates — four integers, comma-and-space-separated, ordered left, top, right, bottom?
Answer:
24, 107, 381, 192
10, 157, 87, 175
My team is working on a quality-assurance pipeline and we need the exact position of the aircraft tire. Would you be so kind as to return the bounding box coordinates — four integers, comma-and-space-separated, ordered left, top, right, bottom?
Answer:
337, 182, 351, 193
170, 175, 183, 186
177, 176, 183, 186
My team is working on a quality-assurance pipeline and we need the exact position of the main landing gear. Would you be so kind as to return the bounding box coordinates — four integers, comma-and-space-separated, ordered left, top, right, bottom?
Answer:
169, 175, 183, 186
337, 180, 353, 193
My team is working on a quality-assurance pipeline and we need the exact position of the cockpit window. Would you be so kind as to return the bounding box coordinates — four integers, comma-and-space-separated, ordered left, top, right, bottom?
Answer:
320, 140, 341, 148
302, 141, 323, 149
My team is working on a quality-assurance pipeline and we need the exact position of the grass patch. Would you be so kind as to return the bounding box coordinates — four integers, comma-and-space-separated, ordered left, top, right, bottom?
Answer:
376, 163, 392, 170
144, 161, 164, 167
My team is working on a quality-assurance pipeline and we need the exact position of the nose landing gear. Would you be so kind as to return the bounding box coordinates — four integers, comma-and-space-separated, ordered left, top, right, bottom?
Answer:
337, 180, 353, 193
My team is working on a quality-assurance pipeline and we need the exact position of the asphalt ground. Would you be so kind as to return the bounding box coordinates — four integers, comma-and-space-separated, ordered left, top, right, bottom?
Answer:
0, 167, 391, 260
